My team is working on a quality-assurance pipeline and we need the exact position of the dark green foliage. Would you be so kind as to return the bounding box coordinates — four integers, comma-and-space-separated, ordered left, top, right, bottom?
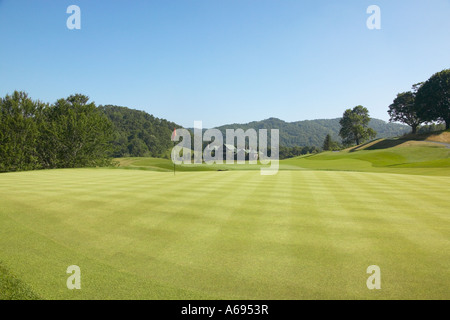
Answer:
42, 95, 115, 168
339, 106, 377, 146
323, 134, 332, 151
417, 123, 446, 134
388, 86, 424, 134
99, 105, 179, 158
0, 91, 46, 172
0, 262, 40, 300
415, 69, 450, 130
0, 91, 114, 172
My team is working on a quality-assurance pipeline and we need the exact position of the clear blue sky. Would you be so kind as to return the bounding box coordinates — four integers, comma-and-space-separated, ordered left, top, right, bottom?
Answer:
0, 0, 449, 128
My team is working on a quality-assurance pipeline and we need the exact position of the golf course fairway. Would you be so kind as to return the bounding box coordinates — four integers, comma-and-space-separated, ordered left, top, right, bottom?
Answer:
0, 168, 448, 299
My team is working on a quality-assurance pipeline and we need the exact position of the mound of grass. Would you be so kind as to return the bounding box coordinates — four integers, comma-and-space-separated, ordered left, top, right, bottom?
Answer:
402, 130, 450, 144
284, 144, 449, 176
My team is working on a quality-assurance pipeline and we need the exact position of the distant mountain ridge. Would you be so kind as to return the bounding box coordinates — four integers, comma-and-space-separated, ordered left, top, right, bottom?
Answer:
214, 117, 410, 148
99, 104, 410, 156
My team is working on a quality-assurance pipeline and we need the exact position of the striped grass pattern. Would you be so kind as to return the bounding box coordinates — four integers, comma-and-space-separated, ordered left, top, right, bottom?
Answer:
0, 169, 449, 299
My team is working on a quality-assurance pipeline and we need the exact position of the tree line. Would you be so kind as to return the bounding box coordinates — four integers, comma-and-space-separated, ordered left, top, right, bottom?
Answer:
0, 92, 179, 172
0, 92, 114, 172
3, 68, 448, 170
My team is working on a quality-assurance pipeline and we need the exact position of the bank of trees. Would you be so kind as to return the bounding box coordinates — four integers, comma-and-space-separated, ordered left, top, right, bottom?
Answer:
0, 92, 184, 172
388, 69, 450, 132
0, 91, 114, 172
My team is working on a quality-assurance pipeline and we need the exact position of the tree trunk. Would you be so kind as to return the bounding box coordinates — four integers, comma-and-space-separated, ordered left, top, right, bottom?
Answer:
411, 125, 417, 134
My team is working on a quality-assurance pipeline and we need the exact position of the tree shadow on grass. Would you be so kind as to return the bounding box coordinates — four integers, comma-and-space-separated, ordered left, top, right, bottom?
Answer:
364, 139, 407, 150
348, 139, 406, 152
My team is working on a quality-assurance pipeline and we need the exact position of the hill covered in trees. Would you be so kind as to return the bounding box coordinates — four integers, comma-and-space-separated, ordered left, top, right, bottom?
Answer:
99, 105, 179, 158
215, 117, 410, 148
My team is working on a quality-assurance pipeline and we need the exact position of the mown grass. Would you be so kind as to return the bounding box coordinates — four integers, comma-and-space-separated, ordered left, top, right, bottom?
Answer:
1, 139, 448, 299
0, 168, 448, 299
0, 262, 40, 300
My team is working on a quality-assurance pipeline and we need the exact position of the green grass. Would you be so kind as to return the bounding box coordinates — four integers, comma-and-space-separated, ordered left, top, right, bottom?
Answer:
283, 144, 450, 176
0, 262, 40, 300
1, 141, 448, 299
117, 142, 450, 176
115, 157, 272, 172
0, 168, 449, 299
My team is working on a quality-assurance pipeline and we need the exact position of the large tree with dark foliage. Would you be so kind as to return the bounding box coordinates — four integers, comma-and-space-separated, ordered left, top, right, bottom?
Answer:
415, 69, 450, 130
41, 94, 114, 168
216, 117, 408, 148
0, 91, 114, 172
388, 84, 424, 134
0, 91, 46, 172
339, 106, 377, 146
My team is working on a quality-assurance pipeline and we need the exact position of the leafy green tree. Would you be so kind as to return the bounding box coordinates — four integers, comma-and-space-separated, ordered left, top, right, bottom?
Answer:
417, 123, 446, 134
339, 106, 377, 146
388, 85, 424, 134
43, 94, 114, 168
0, 91, 46, 172
415, 69, 450, 130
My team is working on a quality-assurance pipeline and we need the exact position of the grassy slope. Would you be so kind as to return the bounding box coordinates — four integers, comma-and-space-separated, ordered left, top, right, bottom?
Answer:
115, 157, 270, 172
116, 139, 450, 176
284, 143, 449, 176
0, 168, 449, 299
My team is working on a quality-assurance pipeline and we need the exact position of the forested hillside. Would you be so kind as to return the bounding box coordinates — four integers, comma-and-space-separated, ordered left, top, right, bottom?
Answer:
215, 117, 410, 147
99, 105, 179, 158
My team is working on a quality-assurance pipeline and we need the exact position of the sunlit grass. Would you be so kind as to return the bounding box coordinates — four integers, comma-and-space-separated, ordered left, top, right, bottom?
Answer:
0, 168, 448, 299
